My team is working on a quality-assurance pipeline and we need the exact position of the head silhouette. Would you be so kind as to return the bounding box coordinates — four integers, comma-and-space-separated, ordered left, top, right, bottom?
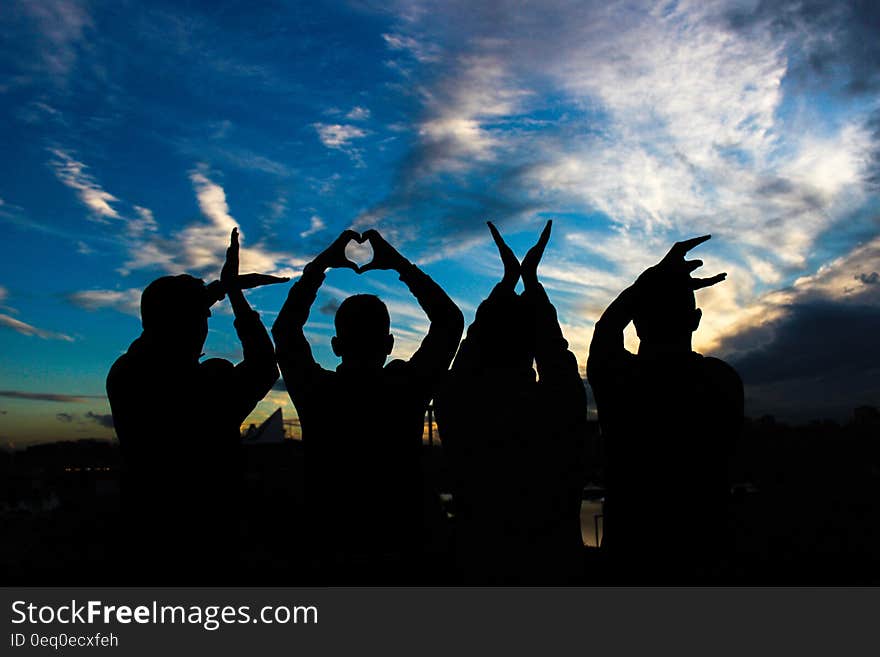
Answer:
633, 282, 701, 349
474, 292, 536, 371
331, 294, 393, 368
140, 275, 211, 358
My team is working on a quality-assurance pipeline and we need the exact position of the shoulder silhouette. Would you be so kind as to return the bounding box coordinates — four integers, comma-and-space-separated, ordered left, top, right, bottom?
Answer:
106, 229, 283, 582
435, 221, 589, 584
587, 235, 744, 583
272, 229, 464, 582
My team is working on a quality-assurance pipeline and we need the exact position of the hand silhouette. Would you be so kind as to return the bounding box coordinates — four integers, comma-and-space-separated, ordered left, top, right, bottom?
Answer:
521, 220, 552, 287
487, 222, 520, 290
637, 234, 727, 292
221, 228, 241, 290
358, 229, 408, 273
314, 230, 361, 272
207, 229, 291, 303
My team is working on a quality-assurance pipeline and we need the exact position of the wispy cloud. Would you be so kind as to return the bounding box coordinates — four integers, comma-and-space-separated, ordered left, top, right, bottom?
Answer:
300, 215, 326, 238
0, 287, 74, 341
364, 0, 879, 389
0, 390, 101, 403
119, 167, 305, 278
66, 288, 141, 316
49, 148, 120, 220
0, 314, 74, 341
382, 32, 440, 63
313, 123, 367, 149
11, 0, 93, 82
85, 411, 113, 427
129, 206, 158, 237
346, 106, 371, 121
55, 410, 113, 428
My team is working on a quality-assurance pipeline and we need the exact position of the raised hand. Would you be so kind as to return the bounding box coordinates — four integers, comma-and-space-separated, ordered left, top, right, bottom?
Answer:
237, 273, 291, 289
520, 220, 552, 288
488, 221, 520, 290
358, 229, 409, 273
314, 230, 361, 272
638, 234, 726, 292
220, 228, 241, 290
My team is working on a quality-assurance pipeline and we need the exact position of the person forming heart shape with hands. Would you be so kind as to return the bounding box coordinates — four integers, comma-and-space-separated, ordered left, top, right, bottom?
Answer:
307, 229, 413, 276
271, 227, 464, 574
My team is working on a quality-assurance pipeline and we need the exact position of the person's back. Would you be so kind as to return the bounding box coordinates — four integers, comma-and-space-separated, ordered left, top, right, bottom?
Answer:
587, 236, 743, 582
108, 341, 250, 520
436, 222, 587, 583
592, 351, 741, 570
295, 356, 434, 555
107, 230, 282, 581
272, 230, 463, 578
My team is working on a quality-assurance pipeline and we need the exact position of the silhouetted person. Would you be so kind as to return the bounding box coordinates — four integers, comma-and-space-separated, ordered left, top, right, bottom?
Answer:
587, 235, 743, 583
106, 229, 283, 581
435, 221, 588, 584
272, 229, 464, 581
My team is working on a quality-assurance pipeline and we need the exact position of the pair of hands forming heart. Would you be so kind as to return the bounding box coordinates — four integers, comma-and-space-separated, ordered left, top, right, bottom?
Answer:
314, 229, 408, 274
488, 219, 553, 290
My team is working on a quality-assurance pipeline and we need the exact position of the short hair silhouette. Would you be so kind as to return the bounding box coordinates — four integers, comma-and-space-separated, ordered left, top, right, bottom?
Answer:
273, 229, 464, 582
587, 235, 742, 583
472, 292, 535, 369
140, 274, 210, 330
108, 229, 281, 583
632, 282, 701, 342
331, 294, 393, 362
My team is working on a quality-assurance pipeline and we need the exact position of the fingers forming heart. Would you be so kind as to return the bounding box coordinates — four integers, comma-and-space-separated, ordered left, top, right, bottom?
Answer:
344, 235, 375, 272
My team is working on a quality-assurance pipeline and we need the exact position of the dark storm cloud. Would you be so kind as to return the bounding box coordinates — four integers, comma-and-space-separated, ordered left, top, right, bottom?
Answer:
728, 301, 880, 385
725, 0, 880, 95
867, 109, 880, 190
722, 300, 880, 420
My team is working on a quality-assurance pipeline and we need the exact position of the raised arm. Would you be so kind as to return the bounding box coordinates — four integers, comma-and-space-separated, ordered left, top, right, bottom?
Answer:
587, 235, 727, 383
360, 229, 464, 378
586, 283, 638, 385
448, 222, 521, 374
519, 221, 583, 393
219, 229, 281, 411
272, 230, 359, 393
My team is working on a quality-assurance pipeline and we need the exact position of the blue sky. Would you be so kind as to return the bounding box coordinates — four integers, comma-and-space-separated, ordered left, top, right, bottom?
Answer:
1, 0, 879, 445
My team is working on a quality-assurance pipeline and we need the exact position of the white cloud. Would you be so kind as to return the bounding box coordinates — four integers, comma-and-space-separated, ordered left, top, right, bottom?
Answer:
130, 205, 158, 236
49, 148, 120, 220
66, 288, 141, 316
413, 55, 530, 173
346, 106, 371, 121
313, 123, 367, 149
370, 0, 879, 367
16, 0, 93, 80
119, 168, 305, 278
0, 286, 74, 341
300, 215, 326, 238
382, 32, 440, 63
0, 313, 74, 341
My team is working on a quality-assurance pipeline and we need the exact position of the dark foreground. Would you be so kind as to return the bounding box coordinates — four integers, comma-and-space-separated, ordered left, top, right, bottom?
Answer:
3, 412, 879, 585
